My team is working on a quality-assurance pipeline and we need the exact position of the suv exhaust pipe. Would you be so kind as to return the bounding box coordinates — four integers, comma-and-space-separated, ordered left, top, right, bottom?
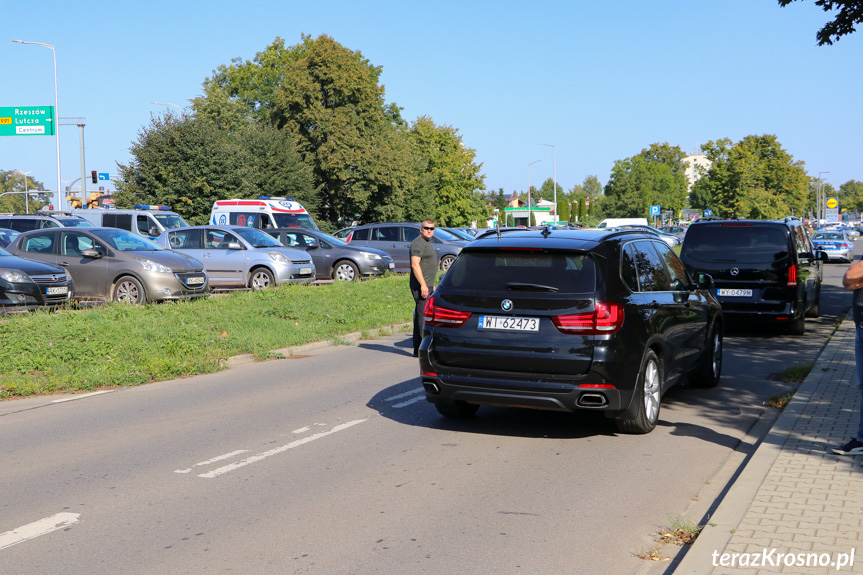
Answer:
577, 393, 608, 407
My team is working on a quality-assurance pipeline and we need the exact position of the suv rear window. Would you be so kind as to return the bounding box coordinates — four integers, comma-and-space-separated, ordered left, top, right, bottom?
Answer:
683, 225, 789, 263
444, 251, 595, 294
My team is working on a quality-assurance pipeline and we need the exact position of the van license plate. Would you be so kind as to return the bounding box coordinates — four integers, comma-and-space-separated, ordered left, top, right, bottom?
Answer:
478, 315, 540, 332
718, 289, 752, 297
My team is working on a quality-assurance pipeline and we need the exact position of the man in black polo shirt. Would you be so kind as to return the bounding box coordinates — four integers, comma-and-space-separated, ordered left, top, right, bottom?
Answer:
410, 219, 437, 357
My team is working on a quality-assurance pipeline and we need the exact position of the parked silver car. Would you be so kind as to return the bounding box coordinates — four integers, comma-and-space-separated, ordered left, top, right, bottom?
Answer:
265, 228, 394, 281
156, 225, 315, 289
7, 227, 209, 304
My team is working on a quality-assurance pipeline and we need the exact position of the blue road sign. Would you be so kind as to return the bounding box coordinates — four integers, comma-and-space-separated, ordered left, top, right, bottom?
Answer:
98, 173, 109, 181
704, 209, 713, 217
650, 205, 660, 216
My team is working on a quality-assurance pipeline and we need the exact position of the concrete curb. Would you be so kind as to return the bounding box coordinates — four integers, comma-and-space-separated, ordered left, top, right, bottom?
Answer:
672, 317, 853, 574
223, 322, 413, 368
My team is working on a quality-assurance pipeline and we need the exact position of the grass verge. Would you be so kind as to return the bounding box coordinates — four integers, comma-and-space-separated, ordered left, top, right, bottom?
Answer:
0, 275, 414, 399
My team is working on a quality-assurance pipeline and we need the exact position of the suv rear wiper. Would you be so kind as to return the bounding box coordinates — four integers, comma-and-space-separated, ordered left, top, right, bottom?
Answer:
506, 282, 559, 292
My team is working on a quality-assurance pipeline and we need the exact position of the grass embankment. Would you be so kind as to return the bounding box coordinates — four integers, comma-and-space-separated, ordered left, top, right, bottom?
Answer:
0, 275, 414, 399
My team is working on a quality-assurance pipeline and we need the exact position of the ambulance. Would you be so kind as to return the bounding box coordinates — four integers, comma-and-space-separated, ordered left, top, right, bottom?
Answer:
210, 197, 319, 230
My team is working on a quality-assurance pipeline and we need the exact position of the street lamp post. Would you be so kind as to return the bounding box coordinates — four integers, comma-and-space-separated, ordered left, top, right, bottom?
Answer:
541, 143, 556, 222
527, 160, 542, 226
818, 171, 830, 224
12, 40, 61, 211
18, 170, 42, 214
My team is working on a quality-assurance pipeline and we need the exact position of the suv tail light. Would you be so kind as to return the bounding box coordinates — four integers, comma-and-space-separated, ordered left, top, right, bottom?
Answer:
787, 264, 798, 287
423, 296, 472, 327
552, 302, 624, 335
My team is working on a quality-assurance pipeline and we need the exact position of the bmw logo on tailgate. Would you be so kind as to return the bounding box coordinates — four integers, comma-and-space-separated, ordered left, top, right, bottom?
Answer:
501, 299, 513, 311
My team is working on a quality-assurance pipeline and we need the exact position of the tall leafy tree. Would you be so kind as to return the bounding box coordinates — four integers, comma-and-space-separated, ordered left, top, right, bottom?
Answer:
114, 113, 314, 225
271, 35, 415, 225
406, 116, 486, 226
841, 180, 863, 211
693, 135, 809, 220
604, 143, 688, 218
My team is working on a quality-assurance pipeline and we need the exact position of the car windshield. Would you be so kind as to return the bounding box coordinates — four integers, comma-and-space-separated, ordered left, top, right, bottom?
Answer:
91, 228, 165, 251
445, 228, 475, 241
271, 213, 320, 231
434, 228, 463, 242
153, 213, 189, 229
443, 251, 596, 294
683, 225, 789, 263
234, 227, 284, 248
56, 218, 94, 227
314, 232, 348, 247
812, 232, 844, 241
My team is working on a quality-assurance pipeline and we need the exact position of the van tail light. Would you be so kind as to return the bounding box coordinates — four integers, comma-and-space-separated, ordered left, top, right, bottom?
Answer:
423, 296, 472, 327
787, 264, 798, 287
552, 302, 624, 335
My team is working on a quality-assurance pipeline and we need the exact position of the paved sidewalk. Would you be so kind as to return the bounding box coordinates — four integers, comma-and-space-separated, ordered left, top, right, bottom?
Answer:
675, 317, 863, 574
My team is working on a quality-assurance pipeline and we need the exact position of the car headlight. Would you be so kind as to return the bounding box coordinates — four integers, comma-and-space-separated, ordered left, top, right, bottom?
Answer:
0, 268, 33, 283
135, 258, 172, 273
360, 251, 382, 260
268, 251, 290, 263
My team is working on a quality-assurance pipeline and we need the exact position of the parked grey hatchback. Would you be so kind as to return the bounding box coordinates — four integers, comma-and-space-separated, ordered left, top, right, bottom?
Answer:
7, 227, 209, 304
265, 228, 394, 281
346, 222, 467, 272
155, 226, 315, 289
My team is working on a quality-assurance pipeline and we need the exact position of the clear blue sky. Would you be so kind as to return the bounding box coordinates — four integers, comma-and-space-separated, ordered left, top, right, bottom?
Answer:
2, 0, 859, 204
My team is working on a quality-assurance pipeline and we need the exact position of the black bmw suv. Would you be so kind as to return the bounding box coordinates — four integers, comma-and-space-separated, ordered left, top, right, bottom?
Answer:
679, 217, 826, 335
418, 228, 723, 434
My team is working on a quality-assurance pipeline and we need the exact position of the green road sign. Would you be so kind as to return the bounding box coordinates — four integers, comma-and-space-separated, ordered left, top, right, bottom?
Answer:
0, 106, 55, 136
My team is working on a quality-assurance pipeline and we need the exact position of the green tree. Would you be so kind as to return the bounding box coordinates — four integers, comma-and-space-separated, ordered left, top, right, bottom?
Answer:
114, 113, 314, 225
777, 0, 863, 45
195, 36, 310, 125
0, 170, 47, 213
696, 135, 809, 220
271, 35, 416, 225
603, 143, 688, 218
841, 180, 863, 212
405, 116, 485, 226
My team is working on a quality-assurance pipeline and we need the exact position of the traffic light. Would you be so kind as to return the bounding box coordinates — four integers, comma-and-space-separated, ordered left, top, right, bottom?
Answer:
91, 170, 98, 184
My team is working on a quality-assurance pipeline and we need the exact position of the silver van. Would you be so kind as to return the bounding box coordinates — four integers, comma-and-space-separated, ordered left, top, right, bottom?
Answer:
71, 205, 189, 239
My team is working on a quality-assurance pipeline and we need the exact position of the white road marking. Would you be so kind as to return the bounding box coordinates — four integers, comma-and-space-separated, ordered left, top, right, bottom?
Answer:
0, 513, 80, 550
385, 388, 422, 402
198, 419, 368, 479
292, 426, 310, 434
392, 395, 425, 408
385, 387, 424, 408
174, 450, 249, 474
52, 391, 114, 403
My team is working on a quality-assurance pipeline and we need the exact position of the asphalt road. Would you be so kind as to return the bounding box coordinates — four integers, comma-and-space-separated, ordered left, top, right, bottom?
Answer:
0, 253, 854, 575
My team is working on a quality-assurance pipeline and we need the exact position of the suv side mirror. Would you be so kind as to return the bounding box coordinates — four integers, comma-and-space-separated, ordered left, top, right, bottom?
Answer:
226, 242, 242, 250
306, 239, 319, 249
695, 272, 714, 290
81, 248, 103, 259
815, 250, 829, 262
